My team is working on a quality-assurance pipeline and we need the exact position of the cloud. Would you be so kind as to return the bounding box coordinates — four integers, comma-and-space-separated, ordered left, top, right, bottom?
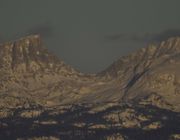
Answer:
104, 29, 180, 43
104, 33, 151, 42
26, 23, 54, 39
151, 29, 180, 42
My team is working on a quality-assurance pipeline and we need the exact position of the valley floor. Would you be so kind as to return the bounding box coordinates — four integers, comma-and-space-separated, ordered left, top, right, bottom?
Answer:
0, 102, 180, 140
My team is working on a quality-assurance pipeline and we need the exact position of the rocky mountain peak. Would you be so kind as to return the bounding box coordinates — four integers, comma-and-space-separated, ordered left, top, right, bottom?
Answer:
158, 37, 180, 54
0, 35, 77, 75
98, 36, 180, 78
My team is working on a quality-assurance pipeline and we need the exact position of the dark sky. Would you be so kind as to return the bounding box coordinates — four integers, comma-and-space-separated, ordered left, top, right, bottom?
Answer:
0, 0, 180, 73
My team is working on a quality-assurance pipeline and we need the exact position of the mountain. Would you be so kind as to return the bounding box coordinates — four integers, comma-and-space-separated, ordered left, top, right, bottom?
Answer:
0, 35, 180, 140
98, 37, 180, 111
0, 35, 96, 107
0, 35, 79, 74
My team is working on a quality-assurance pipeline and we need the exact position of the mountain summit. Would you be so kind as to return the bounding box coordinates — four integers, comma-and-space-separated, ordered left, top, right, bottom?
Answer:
98, 37, 180, 109
0, 35, 180, 140
0, 35, 78, 75
99, 37, 180, 78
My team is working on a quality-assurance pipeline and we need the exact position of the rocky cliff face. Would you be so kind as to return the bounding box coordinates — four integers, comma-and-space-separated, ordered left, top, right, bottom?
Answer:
99, 37, 180, 78
0, 35, 180, 140
0, 35, 94, 103
0, 35, 79, 74
98, 37, 180, 110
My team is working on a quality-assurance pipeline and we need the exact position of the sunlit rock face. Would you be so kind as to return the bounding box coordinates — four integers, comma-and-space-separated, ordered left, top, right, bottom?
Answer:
97, 37, 180, 111
0, 35, 180, 140
0, 35, 79, 74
